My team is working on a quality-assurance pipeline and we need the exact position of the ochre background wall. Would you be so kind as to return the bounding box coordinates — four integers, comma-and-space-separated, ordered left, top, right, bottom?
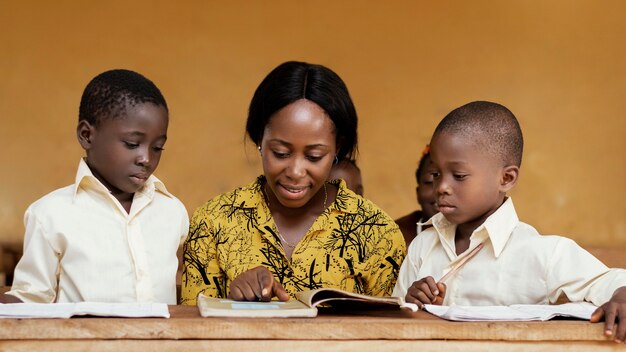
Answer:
1, 1, 624, 249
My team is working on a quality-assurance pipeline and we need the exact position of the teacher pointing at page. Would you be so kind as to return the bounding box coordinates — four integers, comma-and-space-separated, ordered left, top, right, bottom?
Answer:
181, 61, 405, 304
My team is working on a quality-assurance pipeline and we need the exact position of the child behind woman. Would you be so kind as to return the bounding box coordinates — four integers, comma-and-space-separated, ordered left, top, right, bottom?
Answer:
395, 145, 439, 245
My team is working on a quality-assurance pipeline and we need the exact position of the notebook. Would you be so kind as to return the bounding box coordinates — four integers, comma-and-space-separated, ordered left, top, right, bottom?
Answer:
0, 302, 170, 319
424, 302, 597, 322
197, 288, 418, 318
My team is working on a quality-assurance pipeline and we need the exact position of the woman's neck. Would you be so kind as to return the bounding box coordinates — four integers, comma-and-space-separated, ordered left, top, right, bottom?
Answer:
263, 181, 337, 258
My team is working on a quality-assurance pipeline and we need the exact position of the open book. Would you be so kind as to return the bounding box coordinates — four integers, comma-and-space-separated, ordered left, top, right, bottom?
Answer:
0, 302, 170, 319
424, 302, 597, 322
197, 288, 418, 318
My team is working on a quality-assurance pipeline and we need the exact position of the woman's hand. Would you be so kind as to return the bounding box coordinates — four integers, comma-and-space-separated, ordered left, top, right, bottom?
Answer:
228, 266, 290, 302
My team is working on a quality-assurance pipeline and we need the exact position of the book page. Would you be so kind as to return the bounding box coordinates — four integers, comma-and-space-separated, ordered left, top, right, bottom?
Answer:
74, 302, 170, 318
509, 302, 597, 320
424, 302, 596, 321
197, 294, 317, 318
295, 288, 418, 312
0, 303, 75, 318
0, 302, 170, 319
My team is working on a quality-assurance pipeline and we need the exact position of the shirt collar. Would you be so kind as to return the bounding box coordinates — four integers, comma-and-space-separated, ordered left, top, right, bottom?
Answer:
237, 176, 358, 254
230, 176, 266, 209
72, 158, 173, 200
428, 197, 519, 258
481, 197, 519, 257
328, 178, 359, 214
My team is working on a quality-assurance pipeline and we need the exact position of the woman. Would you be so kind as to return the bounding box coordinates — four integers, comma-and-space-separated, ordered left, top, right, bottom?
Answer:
181, 61, 405, 304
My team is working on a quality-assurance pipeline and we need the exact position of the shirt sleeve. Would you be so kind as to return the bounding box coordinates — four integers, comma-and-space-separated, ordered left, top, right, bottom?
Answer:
180, 204, 226, 305
7, 206, 59, 303
179, 203, 190, 245
362, 219, 406, 297
392, 233, 424, 298
545, 237, 626, 306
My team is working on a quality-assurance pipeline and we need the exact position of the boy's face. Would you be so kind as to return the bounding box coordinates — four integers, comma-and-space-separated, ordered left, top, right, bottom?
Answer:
77, 102, 168, 202
429, 132, 516, 228
416, 156, 438, 219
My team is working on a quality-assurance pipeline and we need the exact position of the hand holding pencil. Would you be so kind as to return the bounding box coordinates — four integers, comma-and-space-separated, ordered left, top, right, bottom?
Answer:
405, 276, 447, 308
404, 243, 484, 308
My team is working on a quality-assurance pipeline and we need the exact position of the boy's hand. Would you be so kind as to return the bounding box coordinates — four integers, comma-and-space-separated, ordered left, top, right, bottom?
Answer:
405, 276, 446, 308
590, 286, 626, 343
228, 266, 290, 302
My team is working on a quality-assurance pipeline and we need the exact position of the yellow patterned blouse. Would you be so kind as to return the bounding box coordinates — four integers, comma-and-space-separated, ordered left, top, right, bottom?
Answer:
180, 176, 406, 305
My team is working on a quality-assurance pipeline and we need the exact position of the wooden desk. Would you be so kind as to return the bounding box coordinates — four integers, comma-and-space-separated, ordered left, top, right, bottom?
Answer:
0, 306, 621, 352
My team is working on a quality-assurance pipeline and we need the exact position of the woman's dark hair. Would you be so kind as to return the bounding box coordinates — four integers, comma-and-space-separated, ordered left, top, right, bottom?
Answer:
246, 61, 358, 160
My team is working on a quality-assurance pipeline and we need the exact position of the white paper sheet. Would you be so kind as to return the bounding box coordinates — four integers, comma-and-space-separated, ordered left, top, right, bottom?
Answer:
424, 302, 596, 321
0, 302, 170, 319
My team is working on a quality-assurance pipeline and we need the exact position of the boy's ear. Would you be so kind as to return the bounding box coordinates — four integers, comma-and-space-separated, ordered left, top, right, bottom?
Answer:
77, 120, 95, 150
499, 165, 519, 193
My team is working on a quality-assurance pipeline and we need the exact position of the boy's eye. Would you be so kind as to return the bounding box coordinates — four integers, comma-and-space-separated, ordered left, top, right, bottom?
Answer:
124, 141, 139, 149
421, 174, 434, 183
430, 171, 441, 179
153, 146, 165, 152
454, 174, 468, 180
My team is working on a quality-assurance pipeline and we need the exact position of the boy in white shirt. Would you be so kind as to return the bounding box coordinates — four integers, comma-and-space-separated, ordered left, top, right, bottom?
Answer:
2, 69, 188, 304
393, 101, 626, 343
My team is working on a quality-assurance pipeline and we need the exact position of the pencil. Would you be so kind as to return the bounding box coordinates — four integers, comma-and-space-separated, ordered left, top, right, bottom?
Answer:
438, 242, 484, 284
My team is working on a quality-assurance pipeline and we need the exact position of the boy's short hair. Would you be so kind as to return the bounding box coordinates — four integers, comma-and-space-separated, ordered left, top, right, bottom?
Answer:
79, 69, 168, 126
434, 101, 523, 167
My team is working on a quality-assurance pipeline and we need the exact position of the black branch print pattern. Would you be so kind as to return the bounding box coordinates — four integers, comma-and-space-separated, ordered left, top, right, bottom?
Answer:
180, 177, 406, 305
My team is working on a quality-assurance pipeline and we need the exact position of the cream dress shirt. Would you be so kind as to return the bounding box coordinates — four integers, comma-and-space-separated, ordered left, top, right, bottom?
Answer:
393, 198, 626, 306
7, 159, 189, 304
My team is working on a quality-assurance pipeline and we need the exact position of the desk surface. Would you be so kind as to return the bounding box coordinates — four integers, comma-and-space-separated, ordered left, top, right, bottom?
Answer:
0, 305, 622, 352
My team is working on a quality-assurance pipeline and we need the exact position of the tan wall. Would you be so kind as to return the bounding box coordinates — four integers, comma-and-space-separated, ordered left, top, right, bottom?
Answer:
1, 0, 624, 248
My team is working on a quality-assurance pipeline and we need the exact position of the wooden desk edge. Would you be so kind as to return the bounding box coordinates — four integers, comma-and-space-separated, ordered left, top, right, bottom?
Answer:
0, 305, 615, 343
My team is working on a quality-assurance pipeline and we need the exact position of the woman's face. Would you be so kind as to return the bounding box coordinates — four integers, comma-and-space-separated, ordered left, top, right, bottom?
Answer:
261, 99, 337, 208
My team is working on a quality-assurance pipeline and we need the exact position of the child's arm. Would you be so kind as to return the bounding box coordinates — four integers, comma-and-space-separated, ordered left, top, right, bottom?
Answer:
590, 286, 626, 343
405, 276, 446, 308
228, 266, 289, 302
7, 206, 60, 303
392, 228, 436, 301
543, 237, 626, 342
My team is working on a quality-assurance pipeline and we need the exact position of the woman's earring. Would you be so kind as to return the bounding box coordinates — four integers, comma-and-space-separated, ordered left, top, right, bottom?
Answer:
334, 156, 339, 165
258, 146, 262, 156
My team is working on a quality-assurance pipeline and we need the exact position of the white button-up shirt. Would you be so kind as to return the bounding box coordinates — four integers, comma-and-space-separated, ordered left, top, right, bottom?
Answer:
8, 159, 189, 304
393, 198, 626, 306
